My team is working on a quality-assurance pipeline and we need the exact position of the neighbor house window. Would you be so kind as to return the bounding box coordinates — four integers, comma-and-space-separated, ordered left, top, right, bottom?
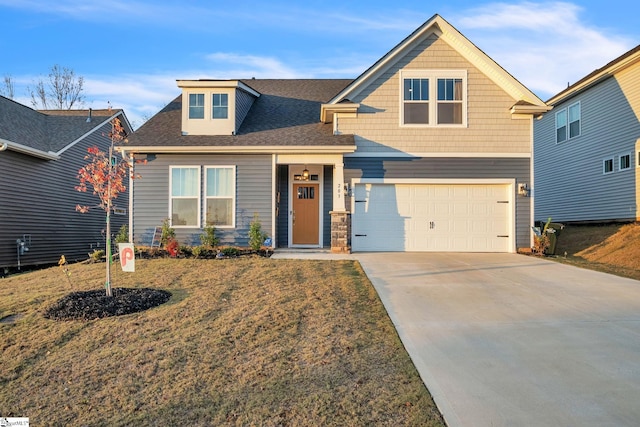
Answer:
556, 102, 580, 143
205, 166, 235, 227
401, 71, 466, 126
603, 157, 614, 174
568, 102, 581, 138
620, 153, 631, 171
212, 94, 228, 119
556, 110, 567, 143
170, 166, 200, 227
189, 94, 205, 119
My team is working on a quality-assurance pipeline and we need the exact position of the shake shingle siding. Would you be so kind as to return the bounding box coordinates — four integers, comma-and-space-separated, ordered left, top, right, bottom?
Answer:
534, 75, 640, 222
344, 156, 531, 249
132, 154, 272, 247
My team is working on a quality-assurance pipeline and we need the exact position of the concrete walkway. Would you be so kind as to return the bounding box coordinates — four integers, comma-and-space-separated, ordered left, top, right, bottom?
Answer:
272, 251, 640, 427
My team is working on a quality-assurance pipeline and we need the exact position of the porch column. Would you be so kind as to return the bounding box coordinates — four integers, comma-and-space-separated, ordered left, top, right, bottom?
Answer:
332, 162, 346, 212
330, 162, 351, 253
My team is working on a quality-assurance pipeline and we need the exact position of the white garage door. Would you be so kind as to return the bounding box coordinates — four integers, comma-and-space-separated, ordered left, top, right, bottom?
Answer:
351, 183, 512, 252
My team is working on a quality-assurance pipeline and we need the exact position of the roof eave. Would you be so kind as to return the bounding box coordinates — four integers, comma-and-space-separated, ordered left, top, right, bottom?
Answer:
117, 145, 358, 155
0, 138, 60, 160
176, 79, 261, 98
547, 47, 640, 105
510, 104, 552, 116
320, 103, 360, 123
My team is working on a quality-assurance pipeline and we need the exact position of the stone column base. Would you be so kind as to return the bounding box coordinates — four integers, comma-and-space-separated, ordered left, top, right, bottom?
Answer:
330, 211, 351, 254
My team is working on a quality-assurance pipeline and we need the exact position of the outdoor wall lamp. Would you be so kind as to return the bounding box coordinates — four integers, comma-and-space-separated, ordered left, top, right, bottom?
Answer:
302, 167, 310, 180
518, 183, 530, 197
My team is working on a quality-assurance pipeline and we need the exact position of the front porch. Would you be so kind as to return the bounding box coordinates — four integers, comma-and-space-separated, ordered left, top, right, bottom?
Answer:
274, 154, 351, 253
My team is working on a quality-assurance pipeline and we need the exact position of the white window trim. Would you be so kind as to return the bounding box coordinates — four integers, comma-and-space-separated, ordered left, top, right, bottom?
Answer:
212, 93, 229, 120
555, 108, 567, 144
555, 101, 581, 144
568, 101, 581, 139
603, 157, 614, 175
188, 93, 205, 120
204, 165, 236, 229
169, 165, 201, 228
399, 70, 468, 128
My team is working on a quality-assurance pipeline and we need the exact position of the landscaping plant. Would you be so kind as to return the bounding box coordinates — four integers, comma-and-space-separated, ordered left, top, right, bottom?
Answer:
248, 213, 268, 251
75, 112, 140, 296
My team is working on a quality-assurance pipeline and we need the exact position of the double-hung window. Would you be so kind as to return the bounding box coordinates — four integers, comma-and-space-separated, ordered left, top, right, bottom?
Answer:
437, 78, 463, 124
556, 102, 580, 143
170, 166, 200, 226
568, 102, 580, 138
205, 166, 235, 227
401, 70, 466, 126
403, 78, 430, 124
212, 94, 228, 119
189, 94, 205, 119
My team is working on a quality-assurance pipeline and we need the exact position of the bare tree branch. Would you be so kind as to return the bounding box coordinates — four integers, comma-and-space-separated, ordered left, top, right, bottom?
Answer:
29, 65, 85, 110
0, 75, 15, 99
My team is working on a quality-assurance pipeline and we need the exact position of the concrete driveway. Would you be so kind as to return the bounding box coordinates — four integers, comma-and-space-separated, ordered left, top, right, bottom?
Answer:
355, 253, 640, 427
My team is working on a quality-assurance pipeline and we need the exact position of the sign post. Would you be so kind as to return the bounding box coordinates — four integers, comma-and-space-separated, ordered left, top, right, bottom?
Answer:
118, 243, 135, 272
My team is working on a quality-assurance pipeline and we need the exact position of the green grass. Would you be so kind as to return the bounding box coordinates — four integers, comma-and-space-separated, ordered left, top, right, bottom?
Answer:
0, 257, 445, 426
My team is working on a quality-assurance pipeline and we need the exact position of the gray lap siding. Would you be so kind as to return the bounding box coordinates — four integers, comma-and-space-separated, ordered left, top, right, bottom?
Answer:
344, 156, 531, 249
132, 153, 272, 247
0, 128, 128, 269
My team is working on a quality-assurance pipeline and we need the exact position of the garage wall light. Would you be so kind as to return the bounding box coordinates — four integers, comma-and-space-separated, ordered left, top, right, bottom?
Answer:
518, 183, 530, 197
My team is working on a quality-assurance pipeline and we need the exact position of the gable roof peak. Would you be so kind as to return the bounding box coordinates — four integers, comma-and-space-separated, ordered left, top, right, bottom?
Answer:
326, 13, 544, 108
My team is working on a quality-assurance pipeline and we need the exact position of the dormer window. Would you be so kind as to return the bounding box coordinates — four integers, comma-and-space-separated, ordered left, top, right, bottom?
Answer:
212, 94, 228, 119
189, 94, 205, 119
178, 80, 260, 136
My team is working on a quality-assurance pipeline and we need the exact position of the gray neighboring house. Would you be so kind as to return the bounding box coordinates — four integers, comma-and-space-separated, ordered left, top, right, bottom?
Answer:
0, 96, 132, 271
122, 14, 548, 253
534, 45, 640, 223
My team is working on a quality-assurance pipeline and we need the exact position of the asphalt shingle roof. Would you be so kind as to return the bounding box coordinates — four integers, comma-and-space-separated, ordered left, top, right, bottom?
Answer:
0, 96, 119, 153
127, 79, 356, 148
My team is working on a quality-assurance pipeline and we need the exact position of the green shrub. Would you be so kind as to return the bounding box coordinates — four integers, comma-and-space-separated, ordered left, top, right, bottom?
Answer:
161, 219, 176, 246
192, 245, 205, 258
200, 225, 219, 247
89, 249, 104, 263
220, 246, 240, 257
248, 213, 268, 251
115, 224, 129, 244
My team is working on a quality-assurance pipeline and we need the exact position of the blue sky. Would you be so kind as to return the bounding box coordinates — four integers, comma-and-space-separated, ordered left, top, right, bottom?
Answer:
1, 0, 638, 128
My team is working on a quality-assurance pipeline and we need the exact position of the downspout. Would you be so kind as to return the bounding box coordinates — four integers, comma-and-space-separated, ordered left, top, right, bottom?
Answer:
529, 115, 535, 251
0, 142, 7, 151
120, 148, 134, 243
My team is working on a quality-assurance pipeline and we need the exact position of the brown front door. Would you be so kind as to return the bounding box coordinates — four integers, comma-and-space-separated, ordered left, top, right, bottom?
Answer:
292, 183, 319, 245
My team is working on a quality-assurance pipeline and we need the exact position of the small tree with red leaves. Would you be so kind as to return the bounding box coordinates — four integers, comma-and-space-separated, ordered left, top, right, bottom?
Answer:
76, 113, 136, 297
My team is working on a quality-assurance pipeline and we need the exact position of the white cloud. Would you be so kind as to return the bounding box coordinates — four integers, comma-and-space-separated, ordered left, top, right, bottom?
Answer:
453, 1, 634, 98
202, 53, 305, 79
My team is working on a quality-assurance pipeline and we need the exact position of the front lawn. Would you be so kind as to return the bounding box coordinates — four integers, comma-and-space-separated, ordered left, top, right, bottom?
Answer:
0, 257, 444, 426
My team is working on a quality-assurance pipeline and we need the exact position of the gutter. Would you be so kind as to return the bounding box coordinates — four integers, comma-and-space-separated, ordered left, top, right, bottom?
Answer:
117, 145, 358, 155
0, 138, 60, 160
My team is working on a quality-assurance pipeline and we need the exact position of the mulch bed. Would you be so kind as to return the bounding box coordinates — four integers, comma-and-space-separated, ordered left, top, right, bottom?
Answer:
43, 288, 171, 321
